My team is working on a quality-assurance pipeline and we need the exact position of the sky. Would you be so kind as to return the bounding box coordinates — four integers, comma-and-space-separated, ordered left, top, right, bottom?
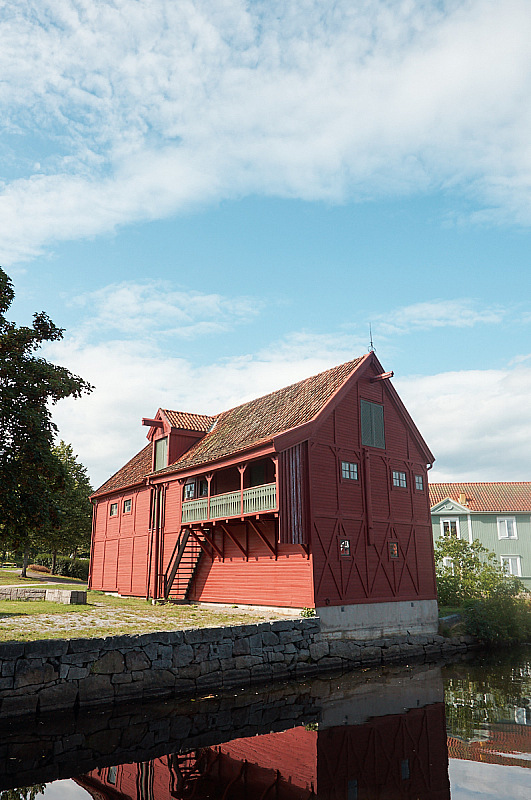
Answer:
2, 0, 531, 489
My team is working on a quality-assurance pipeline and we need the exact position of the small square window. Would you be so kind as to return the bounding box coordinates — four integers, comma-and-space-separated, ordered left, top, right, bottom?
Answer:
123, 499, 132, 513
415, 475, 424, 491
389, 541, 399, 559
341, 461, 358, 481
340, 539, 351, 556
109, 502, 118, 517
392, 470, 407, 488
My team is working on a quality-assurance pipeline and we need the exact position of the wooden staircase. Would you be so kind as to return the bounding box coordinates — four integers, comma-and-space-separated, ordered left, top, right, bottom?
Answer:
164, 529, 203, 600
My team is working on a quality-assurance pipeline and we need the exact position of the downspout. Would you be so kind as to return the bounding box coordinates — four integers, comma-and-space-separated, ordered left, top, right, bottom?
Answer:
146, 481, 155, 601
467, 513, 473, 544
88, 498, 96, 590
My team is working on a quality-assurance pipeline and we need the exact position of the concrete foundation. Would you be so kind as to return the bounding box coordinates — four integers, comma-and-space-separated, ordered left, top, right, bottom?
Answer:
317, 599, 439, 640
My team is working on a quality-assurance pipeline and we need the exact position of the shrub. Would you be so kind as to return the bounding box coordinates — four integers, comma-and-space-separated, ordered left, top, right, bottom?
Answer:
34, 553, 89, 581
463, 596, 531, 644
435, 536, 525, 606
28, 564, 51, 574
301, 607, 316, 617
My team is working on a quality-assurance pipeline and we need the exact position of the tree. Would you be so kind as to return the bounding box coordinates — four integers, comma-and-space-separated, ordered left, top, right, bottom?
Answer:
45, 441, 93, 571
0, 268, 92, 574
434, 535, 525, 606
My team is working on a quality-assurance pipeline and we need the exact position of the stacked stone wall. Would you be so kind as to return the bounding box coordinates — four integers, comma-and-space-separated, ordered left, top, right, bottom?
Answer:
0, 617, 477, 718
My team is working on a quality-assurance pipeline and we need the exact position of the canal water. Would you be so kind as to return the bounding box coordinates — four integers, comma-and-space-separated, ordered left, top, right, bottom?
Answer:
0, 647, 529, 799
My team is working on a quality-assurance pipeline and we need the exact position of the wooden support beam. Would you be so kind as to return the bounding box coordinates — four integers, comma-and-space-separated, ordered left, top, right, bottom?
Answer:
219, 522, 248, 559
370, 371, 393, 382
248, 519, 277, 557
200, 528, 224, 560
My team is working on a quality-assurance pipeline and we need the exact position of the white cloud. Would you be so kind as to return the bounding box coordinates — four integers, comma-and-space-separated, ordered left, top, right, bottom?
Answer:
374, 299, 505, 335
70, 281, 260, 339
3, 1, 531, 263
396, 363, 531, 481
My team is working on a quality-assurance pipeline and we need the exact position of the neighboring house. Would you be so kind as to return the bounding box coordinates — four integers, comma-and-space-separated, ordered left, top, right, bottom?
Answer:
430, 483, 531, 589
90, 352, 438, 638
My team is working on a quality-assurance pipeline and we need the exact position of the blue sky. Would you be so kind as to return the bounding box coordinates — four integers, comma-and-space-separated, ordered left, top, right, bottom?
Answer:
3, 0, 531, 488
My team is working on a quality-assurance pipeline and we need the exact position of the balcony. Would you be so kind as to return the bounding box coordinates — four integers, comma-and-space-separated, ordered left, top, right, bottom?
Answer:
181, 482, 277, 524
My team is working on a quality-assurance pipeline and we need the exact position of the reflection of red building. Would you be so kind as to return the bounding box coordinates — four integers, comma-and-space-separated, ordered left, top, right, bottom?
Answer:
77, 703, 450, 800
448, 723, 531, 770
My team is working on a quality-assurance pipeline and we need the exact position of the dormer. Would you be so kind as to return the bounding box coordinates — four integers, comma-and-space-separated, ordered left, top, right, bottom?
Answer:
142, 409, 216, 473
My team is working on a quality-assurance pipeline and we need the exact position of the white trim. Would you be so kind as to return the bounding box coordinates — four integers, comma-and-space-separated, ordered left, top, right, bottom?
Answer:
440, 517, 460, 538
467, 513, 473, 544
500, 555, 522, 577
497, 516, 518, 540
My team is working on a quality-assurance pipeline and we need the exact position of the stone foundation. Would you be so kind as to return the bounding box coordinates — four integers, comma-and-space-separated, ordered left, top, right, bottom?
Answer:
0, 587, 87, 604
0, 617, 477, 718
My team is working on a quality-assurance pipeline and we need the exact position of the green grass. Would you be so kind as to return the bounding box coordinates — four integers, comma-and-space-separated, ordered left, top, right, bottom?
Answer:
0, 590, 294, 642
0, 567, 86, 588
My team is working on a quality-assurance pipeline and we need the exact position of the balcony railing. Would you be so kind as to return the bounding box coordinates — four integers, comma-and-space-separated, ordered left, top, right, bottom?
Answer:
181, 482, 277, 524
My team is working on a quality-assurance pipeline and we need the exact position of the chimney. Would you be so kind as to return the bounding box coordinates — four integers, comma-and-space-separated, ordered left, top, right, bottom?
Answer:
458, 492, 467, 505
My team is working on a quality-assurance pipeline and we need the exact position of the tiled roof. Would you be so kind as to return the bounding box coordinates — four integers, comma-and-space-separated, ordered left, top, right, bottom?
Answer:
161, 410, 215, 432
92, 442, 153, 498
93, 356, 366, 495
429, 482, 531, 513
156, 357, 365, 473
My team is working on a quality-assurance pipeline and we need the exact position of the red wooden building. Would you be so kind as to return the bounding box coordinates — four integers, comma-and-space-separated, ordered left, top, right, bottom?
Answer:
90, 352, 438, 637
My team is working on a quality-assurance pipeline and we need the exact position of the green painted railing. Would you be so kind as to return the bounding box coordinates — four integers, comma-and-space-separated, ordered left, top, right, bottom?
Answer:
181, 483, 276, 523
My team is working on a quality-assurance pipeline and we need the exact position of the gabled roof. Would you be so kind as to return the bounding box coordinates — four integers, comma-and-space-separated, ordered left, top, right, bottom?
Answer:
154, 356, 366, 473
429, 482, 531, 513
93, 352, 432, 497
93, 442, 153, 498
160, 409, 215, 432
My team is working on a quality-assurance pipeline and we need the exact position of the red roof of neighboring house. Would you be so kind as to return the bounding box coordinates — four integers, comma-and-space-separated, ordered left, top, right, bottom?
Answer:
93, 357, 367, 496
429, 482, 531, 513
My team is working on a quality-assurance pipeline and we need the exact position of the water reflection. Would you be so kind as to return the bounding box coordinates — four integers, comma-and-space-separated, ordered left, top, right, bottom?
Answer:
0, 648, 530, 800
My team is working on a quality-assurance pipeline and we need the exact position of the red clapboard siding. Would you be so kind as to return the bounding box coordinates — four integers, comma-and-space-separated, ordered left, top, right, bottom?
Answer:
189, 542, 314, 608
309, 370, 434, 607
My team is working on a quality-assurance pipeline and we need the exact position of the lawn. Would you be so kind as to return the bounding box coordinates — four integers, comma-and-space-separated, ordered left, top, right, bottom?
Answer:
0, 589, 297, 642
0, 567, 86, 588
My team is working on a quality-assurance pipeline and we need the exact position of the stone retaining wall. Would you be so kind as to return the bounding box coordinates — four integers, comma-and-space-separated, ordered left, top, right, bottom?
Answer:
0, 617, 478, 718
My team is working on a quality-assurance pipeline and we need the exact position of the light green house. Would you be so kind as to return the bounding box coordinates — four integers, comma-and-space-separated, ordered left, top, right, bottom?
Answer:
430, 482, 531, 590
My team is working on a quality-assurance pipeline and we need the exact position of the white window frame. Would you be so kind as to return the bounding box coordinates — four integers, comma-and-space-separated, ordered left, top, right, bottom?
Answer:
440, 518, 460, 538
414, 474, 424, 491
392, 470, 407, 488
500, 555, 522, 577
123, 498, 132, 514
497, 516, 518, 540
109, 502, 118, 517
341, 461, 358, 481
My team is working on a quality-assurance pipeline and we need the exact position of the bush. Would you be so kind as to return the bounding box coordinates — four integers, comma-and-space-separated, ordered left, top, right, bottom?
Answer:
435, 536, 525, 606
463, 596, 531, 644
34, 554, 89, 581
28, 564, 51, 574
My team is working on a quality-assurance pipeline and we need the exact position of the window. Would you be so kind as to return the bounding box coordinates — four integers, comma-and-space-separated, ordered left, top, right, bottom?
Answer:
498, 517, 518, 540
501, 555, 522, 577
389, 541, 399, 559
198, 479, 208, 497
341, 461, 358, 480
123, 499, 132, 513
441, 518, 459, 538
109, 502, 118, 517
108, 766, 118, 785
154, 436, 168, 471
340, 539, 351, 556
415, 474, 424, 491
360, 399, 385, 449
184, 480, 195, 500
392, 470, 407, 488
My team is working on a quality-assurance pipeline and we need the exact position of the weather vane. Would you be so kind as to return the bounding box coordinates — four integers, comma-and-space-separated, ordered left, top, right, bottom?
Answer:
369, 324, 375, 353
